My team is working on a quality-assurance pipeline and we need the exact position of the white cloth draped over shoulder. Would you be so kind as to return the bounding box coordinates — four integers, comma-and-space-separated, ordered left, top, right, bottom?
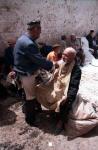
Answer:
81, 37, 98, 66
66, 37, 98, 138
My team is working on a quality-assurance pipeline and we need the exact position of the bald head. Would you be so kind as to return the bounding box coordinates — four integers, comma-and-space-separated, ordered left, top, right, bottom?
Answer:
71, 34, 76, 41
62, 47, 76, 63
8, 38, 16, 44
8, 38, 17, 50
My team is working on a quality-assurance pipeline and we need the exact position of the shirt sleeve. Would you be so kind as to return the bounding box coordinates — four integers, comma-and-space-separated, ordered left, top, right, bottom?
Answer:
47, 53, 51, 60
25, 44, 53, 71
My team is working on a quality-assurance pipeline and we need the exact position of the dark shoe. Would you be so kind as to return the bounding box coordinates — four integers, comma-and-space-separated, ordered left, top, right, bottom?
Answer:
54, 128, 63, 136
25, 113, 35, 126
54, 120, 63, 135
24, 100, 36, 126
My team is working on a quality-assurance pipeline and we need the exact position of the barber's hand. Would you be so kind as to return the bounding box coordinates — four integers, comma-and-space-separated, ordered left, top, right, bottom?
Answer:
9, 71, 16, 79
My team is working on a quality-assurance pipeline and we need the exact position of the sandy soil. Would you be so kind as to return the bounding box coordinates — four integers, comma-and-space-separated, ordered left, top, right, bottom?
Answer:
0, 97, 98, 150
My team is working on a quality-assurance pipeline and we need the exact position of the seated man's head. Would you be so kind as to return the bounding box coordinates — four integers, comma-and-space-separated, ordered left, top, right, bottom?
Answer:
71, 34, 76, 41
8, 38, 16, 50
89, 30, 94, 37
62, 47, 76, 63
53, 44, 61, 54
61, 35, 66, 41
27, 21, 41, 40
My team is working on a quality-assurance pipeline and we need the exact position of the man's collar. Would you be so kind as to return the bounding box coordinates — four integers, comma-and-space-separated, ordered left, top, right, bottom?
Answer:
24, 32, 35, 42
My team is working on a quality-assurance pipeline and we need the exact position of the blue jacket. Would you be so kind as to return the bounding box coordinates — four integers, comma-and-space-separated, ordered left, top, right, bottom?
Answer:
13, 33, 53, 76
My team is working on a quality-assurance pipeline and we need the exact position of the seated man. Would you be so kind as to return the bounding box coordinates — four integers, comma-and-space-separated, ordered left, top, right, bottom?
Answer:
54, 48, 81, 135
67, 34, 81, 53
76, 48, 85, 66
67, 34, 85, 66
35, 47, 81, 135
47, 44, 62, 62
86, 30, 98, 58
4, 38, 16, 71
5, 38, 25, 99
60, 35, 67, 52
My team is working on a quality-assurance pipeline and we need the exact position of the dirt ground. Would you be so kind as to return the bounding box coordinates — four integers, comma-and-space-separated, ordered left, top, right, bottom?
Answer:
0, 97, 98, 150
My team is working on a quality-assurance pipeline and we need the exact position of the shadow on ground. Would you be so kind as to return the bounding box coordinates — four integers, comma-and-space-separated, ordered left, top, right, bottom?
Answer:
0, 104, 17, 126
0, 97, 19, 126
0, 97, 98, 139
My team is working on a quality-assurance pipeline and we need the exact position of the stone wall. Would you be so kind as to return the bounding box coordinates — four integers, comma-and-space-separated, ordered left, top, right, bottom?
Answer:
0, 0, 98, 55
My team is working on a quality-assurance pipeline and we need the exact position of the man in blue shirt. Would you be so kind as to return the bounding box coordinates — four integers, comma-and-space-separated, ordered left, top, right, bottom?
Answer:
5, 39, 16, 71
13, 21, 53, 126
86, 30, 98, 58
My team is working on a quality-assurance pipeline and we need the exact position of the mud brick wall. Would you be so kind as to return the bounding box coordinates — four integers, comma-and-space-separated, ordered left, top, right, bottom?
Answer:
0, 0, 98, 55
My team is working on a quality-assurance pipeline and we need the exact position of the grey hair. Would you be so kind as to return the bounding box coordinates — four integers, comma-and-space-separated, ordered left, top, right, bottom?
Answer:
64, 47, 76, 56
71, 33, 76, 36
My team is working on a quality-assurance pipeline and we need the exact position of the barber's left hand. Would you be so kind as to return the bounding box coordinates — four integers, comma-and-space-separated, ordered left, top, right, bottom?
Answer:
9, 71, 16, 79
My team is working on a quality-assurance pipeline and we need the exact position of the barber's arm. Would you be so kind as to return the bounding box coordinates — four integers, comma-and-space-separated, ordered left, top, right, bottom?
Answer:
26, 44, 53, 71
60, 63, 81, 123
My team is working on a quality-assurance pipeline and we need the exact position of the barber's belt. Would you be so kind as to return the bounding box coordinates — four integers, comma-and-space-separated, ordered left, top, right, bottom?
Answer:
17, 70, 40, 77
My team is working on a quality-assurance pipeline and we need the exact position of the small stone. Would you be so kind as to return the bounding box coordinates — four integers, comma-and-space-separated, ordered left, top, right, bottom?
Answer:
48, 142, 52, 147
